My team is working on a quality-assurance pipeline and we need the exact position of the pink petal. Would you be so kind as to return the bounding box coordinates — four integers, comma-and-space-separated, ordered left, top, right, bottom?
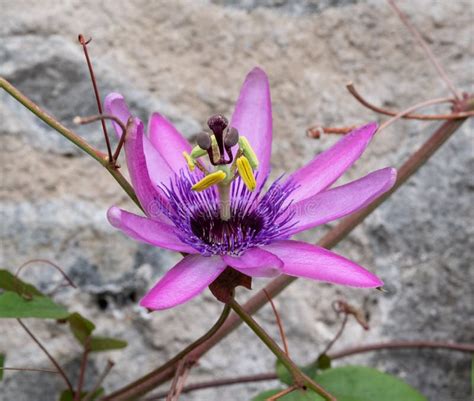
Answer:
107, 206, 198, 254
263, 240, 383, 288
230, 67, 272, 187
288, 168, 397, 235
222, 247, 283, 277
289, 122, 379, 202
104, 93, 132, 139
122, 118, 171, 220
148, 112, 192, 174
140, 255, 227, 310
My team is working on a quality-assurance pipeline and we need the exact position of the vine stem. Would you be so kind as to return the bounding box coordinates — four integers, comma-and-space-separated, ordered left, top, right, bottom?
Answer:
0, 77, 142, 210
227, 298, 336, 401
17, 319, 74, 392
387, 0, 461, 100
101, 304, 231, 400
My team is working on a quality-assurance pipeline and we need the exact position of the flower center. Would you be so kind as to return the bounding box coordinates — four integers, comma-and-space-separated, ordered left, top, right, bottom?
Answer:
159, 172, 297, 256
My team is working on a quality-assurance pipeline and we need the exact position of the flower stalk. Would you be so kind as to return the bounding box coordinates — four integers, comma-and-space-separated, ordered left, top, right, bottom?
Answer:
227, 297, 336, 401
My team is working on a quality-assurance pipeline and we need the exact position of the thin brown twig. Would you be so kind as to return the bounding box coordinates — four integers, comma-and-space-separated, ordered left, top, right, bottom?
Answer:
387, 0, 461, 100
329, 340, 474, 359
75, 339, 91, 401
113, 117, 134, 162
166, 358, 189, 401
78, 34, 114, 162
0, 367, 60, 374
15, 259, 76, 299
378, 96, 453, 131
267, 385, 298, 401
74, 114, 132, 164
263, 289, 289, 356
17, 319, 73, 392
82, 360, 115, 401
346, 83, 471, 120
320, 313, 349, 357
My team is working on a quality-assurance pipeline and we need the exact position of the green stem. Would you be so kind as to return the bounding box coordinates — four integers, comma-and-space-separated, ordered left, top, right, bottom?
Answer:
0, 77, 142, 210
101, 304, 231, 400
227, 298, 337, 401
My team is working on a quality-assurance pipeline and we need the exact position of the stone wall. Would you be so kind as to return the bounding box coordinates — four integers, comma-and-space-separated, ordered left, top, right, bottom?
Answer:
1, 1, 472, 400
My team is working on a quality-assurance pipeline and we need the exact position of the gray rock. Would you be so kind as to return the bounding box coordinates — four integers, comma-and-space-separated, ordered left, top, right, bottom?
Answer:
1, 0, 472, 400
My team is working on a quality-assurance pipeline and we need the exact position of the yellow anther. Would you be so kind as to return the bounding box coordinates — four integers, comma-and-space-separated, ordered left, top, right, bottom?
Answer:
191, 170, 227, 192
238, 136, 259, 169
183, 151, 195, 171
236, 156, 256, 191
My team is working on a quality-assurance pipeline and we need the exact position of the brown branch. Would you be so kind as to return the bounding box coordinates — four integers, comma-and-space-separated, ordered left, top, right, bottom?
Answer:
144, 340, 474, 399
329, 340, 474, 359
102, 96, 473, 400
346, 83, 471, 120
387, 0, 461, 99
78, 34, 114, 162
378, 96, 453, 131
17, 319, 74, 392
263, 289, 289, 356
15, 259, 76, 299
75, 339, 91, 401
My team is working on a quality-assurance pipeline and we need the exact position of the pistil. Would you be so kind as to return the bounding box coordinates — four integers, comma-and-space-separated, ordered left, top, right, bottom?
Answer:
184, 114, 259, 222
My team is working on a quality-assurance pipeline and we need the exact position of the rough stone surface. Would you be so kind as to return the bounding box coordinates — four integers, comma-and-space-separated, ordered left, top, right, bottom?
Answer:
1, 1, 472, 400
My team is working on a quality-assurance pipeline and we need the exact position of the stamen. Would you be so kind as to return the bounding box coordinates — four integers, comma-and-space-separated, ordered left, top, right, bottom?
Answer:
224, 127, 239, 148
236, 156, 256, 191
182, 151, 195, 171
238, 136, 259, 169
196, 132, 212, 150
192, 170, 227, 192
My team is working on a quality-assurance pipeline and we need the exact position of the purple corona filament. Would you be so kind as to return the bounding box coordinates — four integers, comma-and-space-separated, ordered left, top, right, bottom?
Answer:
160, 172, 298, 256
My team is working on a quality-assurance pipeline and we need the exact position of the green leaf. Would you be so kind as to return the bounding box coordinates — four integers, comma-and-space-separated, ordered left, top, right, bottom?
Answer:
59, 388, 104, 401
0, 354, 5, 381
0, 291, 69, 319
68, 312, 95, 345
314, 366, 427, 401
254, 366, 427, 401
0, 269, 43, 297
89, 336, 127, 352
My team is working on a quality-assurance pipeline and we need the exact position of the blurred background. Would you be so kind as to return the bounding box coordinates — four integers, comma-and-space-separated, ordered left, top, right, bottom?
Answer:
1, 1, 473, 400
